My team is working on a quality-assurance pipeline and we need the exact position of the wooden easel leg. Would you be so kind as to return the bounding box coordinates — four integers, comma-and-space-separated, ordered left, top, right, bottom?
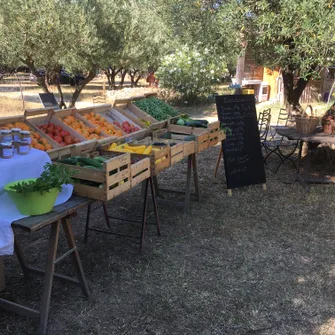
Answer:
214, 144, 223, 178
61, 218, 90, 298
38, 221, 61, 335
227, 189, 232, 197
0, 257, 5, 292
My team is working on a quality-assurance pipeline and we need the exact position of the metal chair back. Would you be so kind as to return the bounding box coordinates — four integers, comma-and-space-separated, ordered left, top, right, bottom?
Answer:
258, 108, 271, 142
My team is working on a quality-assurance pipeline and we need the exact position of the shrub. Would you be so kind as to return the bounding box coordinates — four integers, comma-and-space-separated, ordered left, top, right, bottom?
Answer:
156, 46, 227, 103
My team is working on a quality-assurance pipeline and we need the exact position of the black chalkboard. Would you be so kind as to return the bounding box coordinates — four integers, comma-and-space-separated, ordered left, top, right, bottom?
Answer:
215, 94, 266, 189
39, 93, 60, 110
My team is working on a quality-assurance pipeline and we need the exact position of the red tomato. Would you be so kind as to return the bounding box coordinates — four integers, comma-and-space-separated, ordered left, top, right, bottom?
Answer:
53, 135, 62, 143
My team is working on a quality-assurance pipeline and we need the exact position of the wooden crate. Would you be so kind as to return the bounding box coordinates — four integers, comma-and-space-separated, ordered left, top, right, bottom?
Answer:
104, 139, 170, 175
207, 121, 221, 148
53, 108, 111, 141
152, 129, 196, 160
155, 125, 209, 153
116, 101, 167, 131
48, 139, 99, 160
130, 157, 151, 187
95, 149, 151, 188
25, 108, 86, 146
78, 104, 149, 141
102, 106, 149, 140
0, 114, 59, 152
54, 151, 131, 201
76, 104, 124, 139
131, 138, 170, 174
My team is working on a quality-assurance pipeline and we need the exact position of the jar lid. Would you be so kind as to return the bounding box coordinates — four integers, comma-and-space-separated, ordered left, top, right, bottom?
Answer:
19, 140, 29, 145
20, 130, 30, 135
1, 141, 13, 146
11, 128, 22, 132
0, 130, 11, 134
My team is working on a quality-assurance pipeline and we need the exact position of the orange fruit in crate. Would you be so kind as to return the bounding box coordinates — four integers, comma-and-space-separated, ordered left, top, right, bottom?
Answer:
44, 144, 52, 150
31, 138, 38, 145
4, 123, 14, 129
34, 143, 45, 151
40, 138, 49, 145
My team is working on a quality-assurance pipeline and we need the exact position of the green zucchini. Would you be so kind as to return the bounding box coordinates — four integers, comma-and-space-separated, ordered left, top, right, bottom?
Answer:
94, 156, 108, 163
57, 157, 78, 165
77, 157, 103, 169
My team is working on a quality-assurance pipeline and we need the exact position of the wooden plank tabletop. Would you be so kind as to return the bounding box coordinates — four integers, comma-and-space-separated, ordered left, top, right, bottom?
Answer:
12, 196, 92, 232
276, 127, 335, 144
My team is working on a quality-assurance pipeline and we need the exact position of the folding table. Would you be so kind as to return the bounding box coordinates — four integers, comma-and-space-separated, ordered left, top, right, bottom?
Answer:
0, 196, 92, 335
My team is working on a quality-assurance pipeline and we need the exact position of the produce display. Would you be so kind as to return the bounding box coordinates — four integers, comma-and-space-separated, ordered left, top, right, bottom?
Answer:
133, 97, 179, 121
113, 120, 140, 134
173, 114, 209, 128
57, 155, 107, 170
61, 115, 105, 140
81, 112, 123, 137
139, 118, 152, 127
108, 142, 167, 164
36, 122, 81, 147
0, 121, 53, 151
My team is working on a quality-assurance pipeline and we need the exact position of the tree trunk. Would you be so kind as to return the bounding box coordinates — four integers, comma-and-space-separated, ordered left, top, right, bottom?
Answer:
22, 56, 50, 93
56, 83, 67, 109
134, 72, 143, 87
105, 66, 121, 89
282, 69, 310, 115
128, 69, 139, 87
118, 69, 127, 89
69, 69, 96, 108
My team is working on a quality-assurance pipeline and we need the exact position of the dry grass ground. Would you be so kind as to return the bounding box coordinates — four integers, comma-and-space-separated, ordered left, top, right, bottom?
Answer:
1, 79, 335, 334
1, 146, 335, 335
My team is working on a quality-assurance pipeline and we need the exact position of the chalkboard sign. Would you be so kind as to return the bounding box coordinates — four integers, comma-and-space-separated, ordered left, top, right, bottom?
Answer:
39, 93, 60, 110
215, 94, 266, 189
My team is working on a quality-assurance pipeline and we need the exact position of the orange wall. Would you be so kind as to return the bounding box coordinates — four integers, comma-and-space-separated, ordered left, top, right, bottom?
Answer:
263, 68, 280, 100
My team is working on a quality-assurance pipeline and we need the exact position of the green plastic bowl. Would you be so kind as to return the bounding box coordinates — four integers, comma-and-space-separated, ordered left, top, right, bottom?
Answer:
4, 178, 60, 216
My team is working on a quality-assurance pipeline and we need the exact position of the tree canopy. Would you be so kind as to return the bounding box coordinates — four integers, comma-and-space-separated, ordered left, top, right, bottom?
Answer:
215, 0, 335, 111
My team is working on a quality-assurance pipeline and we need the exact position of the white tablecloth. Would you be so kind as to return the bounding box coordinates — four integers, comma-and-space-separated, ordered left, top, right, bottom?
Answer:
0, 149, 73, 255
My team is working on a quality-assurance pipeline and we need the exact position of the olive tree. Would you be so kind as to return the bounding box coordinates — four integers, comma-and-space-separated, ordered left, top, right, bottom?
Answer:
0, 0, 100, 108
215, 0, 335, 112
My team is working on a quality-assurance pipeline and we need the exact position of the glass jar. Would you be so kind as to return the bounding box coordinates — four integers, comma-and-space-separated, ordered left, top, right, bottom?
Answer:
11, 128, 21, 141
0, 130, 12, 142
20, 130, 31, 145
13, 140, 20, 154
18, 140, 30, 155
1, 142, 13, 159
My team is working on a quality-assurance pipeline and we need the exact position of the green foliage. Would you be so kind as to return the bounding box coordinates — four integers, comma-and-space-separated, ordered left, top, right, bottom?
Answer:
9, 163, 77, 195
156, 46, 227, 102
218, 0, 335, 79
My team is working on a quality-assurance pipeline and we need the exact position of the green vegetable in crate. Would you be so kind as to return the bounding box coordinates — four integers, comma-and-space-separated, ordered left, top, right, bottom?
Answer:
184, 119, 208, 128
94, 156, 108, 163
76, 157, 103, 169
134, 97, 179, 121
